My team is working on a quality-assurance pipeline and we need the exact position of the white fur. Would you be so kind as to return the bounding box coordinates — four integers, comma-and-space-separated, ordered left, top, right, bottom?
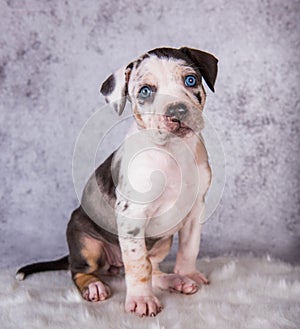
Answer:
4, 256, 300, 328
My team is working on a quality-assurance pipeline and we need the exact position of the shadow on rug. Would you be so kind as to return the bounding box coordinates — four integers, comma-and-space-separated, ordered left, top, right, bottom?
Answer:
1, 256, 300, 329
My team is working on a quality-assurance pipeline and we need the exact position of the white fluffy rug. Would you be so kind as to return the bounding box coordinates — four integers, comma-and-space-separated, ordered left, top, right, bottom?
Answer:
1, 256, 300, 329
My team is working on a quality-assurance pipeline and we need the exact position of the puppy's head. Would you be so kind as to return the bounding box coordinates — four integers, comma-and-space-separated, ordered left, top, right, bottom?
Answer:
100, 47, 218, 138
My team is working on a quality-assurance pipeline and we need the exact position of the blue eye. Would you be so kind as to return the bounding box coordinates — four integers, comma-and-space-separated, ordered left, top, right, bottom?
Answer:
139, 86, 152, 98
185, 75, 197, 87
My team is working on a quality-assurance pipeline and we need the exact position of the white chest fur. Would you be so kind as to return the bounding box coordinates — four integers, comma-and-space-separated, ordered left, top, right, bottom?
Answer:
115, 125, 211, 238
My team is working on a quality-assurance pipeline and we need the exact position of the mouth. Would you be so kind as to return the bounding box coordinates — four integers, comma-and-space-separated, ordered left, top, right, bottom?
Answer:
164, 116, 192, 136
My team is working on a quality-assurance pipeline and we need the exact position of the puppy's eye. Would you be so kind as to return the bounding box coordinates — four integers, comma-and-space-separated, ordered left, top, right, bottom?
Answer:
184, 75, 197, 87
139, 86, 152, 99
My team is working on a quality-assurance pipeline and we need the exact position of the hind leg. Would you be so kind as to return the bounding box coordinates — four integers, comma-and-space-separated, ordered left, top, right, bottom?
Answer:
70, 235, 112, 302
67, 208, 114, 302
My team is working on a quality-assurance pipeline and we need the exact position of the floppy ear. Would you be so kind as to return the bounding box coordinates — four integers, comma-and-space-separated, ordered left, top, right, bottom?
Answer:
100, 65, 132, 115
180, 47, 218, 92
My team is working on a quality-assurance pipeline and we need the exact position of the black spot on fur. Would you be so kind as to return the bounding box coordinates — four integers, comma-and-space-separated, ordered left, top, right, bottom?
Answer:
195, 91, 202, 104
145, 237, 162, 251
126, 62, 134, 70
100, 74, 115, 96
127, 228, 140, 237
94, 152, 119, 200
148, 47, 187, 61
135, 54, 150, 69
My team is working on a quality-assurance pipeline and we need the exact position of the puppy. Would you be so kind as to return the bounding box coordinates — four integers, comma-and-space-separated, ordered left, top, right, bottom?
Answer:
17, 47, 218, 317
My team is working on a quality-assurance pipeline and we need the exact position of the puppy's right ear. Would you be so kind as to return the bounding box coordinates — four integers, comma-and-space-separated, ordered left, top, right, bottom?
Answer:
180, 47, 218, 92
100, 65, 132, 115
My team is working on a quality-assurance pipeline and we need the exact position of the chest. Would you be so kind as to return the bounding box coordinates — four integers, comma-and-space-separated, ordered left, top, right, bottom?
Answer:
119, 135, 210, 207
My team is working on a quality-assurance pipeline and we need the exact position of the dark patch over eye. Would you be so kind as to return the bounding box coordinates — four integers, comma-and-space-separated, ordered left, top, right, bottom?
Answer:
184, 75, 197, 87
138, 86, 153, 99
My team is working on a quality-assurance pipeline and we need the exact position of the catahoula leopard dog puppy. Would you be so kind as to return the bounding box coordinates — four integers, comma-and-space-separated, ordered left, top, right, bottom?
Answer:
17, 47, 218, 317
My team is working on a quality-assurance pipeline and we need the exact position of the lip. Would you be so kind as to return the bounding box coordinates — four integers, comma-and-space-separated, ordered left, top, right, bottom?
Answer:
164, 116, 192, 136
174, 125, 192, 137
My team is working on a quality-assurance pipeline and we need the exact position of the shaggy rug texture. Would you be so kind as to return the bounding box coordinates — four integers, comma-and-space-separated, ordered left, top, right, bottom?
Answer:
1, 256, 300, 329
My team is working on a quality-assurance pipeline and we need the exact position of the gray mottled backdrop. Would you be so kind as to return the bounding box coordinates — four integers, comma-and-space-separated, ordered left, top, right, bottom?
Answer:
0, 0, 299, 268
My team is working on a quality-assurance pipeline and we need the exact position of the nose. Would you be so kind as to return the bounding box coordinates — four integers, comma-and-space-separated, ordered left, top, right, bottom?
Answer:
165, 103, 188, 122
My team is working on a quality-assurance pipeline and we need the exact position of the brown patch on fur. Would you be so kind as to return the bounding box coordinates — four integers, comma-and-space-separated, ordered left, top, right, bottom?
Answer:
81, 235, 105, 273
125, 67, 131, 85
123, 254, 152, 283
73, 273, 100, 292
139, 275, 150, 283
133, 106, 146, 128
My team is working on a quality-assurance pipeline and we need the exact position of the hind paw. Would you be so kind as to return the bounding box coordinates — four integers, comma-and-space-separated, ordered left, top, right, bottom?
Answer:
82, 281, 111, 302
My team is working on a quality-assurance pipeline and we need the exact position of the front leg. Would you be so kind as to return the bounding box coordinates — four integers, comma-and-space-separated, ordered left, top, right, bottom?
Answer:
117, 203, 162, 317
174, 203, 209, 285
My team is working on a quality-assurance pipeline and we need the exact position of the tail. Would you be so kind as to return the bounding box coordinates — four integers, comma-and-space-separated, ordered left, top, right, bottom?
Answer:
16, 255, 69, 281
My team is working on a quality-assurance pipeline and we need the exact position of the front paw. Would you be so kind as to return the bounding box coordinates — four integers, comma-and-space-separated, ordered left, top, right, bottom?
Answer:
185, 271, 209, 285
153, 273, 198, 294
125, 295, 163, 317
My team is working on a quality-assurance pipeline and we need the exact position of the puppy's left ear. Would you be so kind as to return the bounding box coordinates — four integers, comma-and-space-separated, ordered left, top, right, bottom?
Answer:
180, 47, 218, 92
100, 65, 132, 115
